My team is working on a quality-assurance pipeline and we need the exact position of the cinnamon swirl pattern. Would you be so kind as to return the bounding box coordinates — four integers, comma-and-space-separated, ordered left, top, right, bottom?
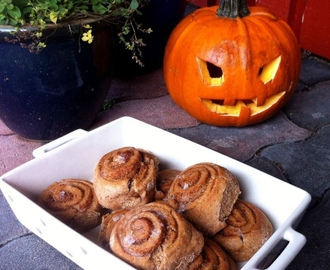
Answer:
109, 201, 204, 270
93, 147, 159, 210
155, 169, 181, 200
37, 179, 103, 232
99, 209, 129, 249
188, 238, 237, 270
166, 163, 241, 236
213, 200, 274, 262
36, 146, 275, 268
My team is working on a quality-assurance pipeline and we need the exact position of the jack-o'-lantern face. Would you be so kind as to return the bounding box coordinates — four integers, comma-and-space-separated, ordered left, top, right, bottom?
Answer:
164, 3, 301, 127
198, 54, 285, 117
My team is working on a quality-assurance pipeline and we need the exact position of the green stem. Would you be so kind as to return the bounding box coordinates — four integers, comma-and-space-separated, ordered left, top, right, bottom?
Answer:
217, 0, 250, 19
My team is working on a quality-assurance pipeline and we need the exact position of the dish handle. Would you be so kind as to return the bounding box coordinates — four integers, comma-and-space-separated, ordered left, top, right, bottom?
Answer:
253, 226, 306, 270
32, 129, 88, 158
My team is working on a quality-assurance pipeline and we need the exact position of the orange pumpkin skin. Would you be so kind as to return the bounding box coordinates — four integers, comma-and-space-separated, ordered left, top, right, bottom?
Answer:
164, 5, 301, 127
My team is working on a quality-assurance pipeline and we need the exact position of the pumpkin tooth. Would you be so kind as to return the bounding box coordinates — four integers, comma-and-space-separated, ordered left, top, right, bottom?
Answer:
201, 99, 246, 115
210, 103, 218, 112
201, 99, 212, 106
215, 104, 228, 114
201, 99, 215, 111
254, 97, 265, 107
223, 99, 236, 106
201, 99, 225, 114
236, 101, 248, 114
248, 91, 285, 115
200, 91, 285, 117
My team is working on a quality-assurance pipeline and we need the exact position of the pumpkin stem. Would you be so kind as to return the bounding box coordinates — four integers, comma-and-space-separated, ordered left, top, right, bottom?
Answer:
217, 0, 250, 18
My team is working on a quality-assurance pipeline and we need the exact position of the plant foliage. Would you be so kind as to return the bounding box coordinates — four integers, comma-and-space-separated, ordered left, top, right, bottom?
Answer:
0, 0, 151, 64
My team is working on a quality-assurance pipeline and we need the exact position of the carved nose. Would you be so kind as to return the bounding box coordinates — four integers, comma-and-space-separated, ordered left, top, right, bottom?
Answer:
197, 58, 224, 86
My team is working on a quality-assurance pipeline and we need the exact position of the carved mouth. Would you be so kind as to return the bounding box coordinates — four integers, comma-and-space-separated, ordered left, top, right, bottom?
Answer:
200, 91, 285, 116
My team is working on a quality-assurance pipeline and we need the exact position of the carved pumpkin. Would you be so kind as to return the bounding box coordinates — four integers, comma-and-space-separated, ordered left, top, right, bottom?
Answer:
164, 0, 301, 126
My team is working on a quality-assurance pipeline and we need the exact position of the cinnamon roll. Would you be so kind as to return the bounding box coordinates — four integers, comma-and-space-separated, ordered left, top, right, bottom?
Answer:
166, 162, 241, 236
188, 238, 237, 270
37, 179, 103, 232
155, 169, 181, 200
109, 201, 204, 270
212, 200, 274, 262
93, 147, 159, 210
99, 209, 129, 249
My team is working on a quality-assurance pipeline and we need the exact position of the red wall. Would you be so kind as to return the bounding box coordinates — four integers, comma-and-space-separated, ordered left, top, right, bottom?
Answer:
298, 0, 330, 60
187, 0, 330, 60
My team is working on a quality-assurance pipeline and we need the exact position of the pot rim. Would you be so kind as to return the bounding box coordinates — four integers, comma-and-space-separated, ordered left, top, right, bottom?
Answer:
0, 17, 110, 33
0, 17, 114, 42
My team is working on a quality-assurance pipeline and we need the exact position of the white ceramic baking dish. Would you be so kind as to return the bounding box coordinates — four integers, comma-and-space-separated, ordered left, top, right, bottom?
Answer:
0, 117, 311, 270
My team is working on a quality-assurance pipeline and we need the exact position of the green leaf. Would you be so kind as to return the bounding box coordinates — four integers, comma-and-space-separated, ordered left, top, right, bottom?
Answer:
67, 2, 73, 10
22, 6, 32, 16
13, 0, 29, 9
0, 4, 5, 13
49, 11, 57, 23
130, 0, 139, 11
7, 6, 21, 19
92, 3, 107, 14
8, 18, 18, 25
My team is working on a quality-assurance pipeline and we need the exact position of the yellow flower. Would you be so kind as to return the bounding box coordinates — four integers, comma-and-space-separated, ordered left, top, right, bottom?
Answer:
82, 30, 94, 44
34, 31, 43, 38
38, 42, 46, 48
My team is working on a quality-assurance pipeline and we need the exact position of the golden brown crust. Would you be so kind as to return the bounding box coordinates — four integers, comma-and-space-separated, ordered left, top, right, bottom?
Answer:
188, 238, 237, 270
155, 169, 181, 200
99, 209, 129, 249
166, 162, 241, 236
93, 147, 159, 210
109, 201, 204, 270
37, 179, 103, 232
212, 200, 274, 262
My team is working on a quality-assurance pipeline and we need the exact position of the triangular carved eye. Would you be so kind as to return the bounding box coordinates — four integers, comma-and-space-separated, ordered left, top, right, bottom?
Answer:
197, 58, 224, 86
258, 56, 281, 84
